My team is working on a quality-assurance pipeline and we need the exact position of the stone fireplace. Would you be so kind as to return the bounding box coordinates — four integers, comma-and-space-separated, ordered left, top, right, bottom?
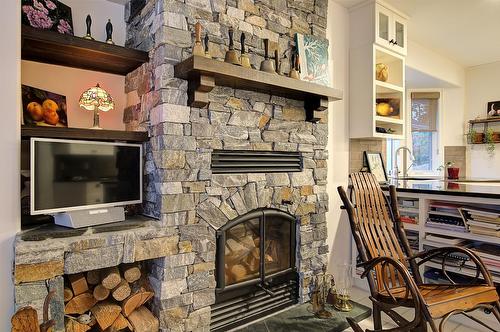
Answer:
122, 0, 330, 330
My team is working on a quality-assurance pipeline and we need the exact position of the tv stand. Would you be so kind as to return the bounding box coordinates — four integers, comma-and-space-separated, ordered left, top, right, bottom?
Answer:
53, 206, 125, 228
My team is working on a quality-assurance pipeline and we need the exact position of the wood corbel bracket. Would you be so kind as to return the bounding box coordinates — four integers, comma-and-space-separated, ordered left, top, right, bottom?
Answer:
305, 96, 329, 123
188, 74, 215, 108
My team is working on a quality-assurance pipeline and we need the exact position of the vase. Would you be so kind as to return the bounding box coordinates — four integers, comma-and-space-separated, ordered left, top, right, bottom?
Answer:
376, 63, 389, 82
447, 167, 459, 180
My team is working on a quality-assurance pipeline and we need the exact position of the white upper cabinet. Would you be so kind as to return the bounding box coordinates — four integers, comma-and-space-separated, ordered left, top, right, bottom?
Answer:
351, 0, 408, 56
375, 3, 407, 55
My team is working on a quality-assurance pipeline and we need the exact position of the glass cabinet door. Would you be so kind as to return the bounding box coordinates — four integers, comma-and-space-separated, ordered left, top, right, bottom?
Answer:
376, 6, 391, 47
393, 16, 407, 55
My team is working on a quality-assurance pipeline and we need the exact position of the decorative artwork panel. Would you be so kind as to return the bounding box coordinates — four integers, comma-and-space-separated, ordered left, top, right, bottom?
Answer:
296, 33, 331, 87
487, 100, 500, 117
22, 85, 68, 127
21, 0, 74, 35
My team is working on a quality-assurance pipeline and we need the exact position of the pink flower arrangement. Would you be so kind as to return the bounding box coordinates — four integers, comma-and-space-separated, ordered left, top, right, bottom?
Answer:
44, 0, 57, 10
57, 19, 72, 34
32, 0, 49, 14
22, 5, 53, 29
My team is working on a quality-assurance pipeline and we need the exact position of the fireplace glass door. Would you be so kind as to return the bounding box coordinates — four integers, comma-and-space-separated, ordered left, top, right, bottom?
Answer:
224, 217, 260, 286
264, 217, 291, 276
217, 209, 296, 291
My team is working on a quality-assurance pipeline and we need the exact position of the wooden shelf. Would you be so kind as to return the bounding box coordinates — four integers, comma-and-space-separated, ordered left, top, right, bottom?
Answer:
424, 227, 500, 245
21, 26, 149, 75
375, 81, 404, 93
174, 56, 342, 122
21, 126, 149, 143
375, 116, 403, 124
469, 117, 500, 124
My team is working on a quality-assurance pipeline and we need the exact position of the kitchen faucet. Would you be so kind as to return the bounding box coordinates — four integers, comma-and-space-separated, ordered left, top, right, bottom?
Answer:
394, 146, 414, 178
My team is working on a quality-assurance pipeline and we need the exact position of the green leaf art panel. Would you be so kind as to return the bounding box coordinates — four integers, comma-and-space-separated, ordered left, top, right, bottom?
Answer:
296, 33, 331, 87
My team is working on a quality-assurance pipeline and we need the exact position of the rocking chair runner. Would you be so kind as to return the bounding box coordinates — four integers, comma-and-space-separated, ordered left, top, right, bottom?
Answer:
337, 172, 500, 332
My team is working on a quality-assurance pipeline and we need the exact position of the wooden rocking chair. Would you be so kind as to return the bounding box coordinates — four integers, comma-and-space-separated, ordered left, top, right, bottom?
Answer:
337, 172, 500, 332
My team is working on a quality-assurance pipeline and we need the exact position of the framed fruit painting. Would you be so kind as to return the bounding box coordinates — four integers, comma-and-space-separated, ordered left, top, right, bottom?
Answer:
22, 85, 68, 127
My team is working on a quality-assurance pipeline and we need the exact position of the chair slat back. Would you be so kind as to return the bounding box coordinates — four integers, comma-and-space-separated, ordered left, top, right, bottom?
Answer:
350, 173, 408, 293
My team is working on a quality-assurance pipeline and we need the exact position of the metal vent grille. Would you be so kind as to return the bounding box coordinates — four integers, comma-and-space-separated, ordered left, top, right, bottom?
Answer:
211, 150, 302, 174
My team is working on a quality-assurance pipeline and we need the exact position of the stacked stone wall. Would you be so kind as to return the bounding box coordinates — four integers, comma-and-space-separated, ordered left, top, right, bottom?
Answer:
123, 1, 330, 330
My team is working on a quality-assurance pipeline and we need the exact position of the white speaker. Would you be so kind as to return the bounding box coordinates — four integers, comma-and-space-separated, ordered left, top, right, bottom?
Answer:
53, 206, 125, 228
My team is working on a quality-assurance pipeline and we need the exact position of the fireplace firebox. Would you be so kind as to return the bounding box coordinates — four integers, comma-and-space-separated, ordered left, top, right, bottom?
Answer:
211, 209, 298, 331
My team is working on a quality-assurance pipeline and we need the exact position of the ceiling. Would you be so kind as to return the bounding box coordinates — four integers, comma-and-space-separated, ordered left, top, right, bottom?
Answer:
335, 0, 500, 67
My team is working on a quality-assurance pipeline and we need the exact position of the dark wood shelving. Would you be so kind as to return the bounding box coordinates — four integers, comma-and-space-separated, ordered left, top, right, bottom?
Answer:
21, 126, 148, 143
21, 26, 149, 75
469, 117, 500, 124
174, 56, 342, 101
174, 56, 343, 122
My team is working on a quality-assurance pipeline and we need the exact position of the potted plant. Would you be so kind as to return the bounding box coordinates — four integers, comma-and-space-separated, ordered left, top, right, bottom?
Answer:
438, 162, 460, 180
485, 128, 496, 156
492, 131, 500, 143
467, 127, 484, 144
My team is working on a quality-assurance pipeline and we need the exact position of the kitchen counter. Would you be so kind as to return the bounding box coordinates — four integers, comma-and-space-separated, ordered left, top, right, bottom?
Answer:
386, 178, 500, 199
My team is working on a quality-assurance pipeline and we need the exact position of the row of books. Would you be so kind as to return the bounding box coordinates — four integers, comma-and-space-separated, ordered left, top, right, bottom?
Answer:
426, 201, 500, 238
426, 201, 466, 232
398, 198, 419, 225
461, 207, 500, 238
423, 234, 500, 283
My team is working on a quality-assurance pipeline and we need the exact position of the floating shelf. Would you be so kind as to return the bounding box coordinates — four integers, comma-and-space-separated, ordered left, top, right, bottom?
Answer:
469, 117, 500, 124
375, 81, 404, 93
21, 26, 149, 75
467, 117, 500, 144
375, 115, 403, 124
21, 126, 149, 143
174, 56, 343, 122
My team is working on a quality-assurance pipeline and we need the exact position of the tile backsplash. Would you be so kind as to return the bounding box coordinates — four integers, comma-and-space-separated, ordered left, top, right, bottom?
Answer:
444, 146, 467, 177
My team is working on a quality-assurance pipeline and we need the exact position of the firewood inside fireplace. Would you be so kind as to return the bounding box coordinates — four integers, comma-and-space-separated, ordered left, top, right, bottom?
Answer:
223, 219, 291, 285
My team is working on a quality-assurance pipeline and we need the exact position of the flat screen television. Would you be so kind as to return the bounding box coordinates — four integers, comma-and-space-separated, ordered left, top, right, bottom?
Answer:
30, 138, 142, 215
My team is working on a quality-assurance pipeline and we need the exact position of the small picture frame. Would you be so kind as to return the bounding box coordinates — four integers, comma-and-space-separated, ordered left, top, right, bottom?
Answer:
487, 100, 500, 117
364, 151, 388, 183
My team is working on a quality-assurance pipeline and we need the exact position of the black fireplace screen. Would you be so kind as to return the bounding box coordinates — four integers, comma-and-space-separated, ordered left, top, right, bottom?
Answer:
212, 209, 298, 332
216, 209, 296, 291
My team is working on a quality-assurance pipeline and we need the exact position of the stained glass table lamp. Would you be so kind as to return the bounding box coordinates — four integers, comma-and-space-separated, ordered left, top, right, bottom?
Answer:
79, 84, 114, 129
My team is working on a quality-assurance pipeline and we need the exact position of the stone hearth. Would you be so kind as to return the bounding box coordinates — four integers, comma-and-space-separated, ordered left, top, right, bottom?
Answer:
13, 217, 175, 331
122, 0, 331, 331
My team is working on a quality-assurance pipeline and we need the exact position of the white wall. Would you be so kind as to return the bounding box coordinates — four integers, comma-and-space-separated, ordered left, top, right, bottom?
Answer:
406, 40, 467, 150
64, 0, 126, 46
406, 40, 465, 88
0, 0, 21, 329
326, 1, 352, 275
465, 62, 500, 178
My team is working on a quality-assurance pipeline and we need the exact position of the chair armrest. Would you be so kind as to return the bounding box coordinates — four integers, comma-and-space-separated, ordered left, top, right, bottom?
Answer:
357, 256, 423, 320
409, 246, 493, 285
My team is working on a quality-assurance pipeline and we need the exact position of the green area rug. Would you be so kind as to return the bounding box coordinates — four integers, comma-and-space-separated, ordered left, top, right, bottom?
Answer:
235, 301, 371, 332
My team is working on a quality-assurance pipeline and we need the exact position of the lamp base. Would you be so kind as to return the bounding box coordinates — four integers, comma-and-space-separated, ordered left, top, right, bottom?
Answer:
90, 109, 102, 129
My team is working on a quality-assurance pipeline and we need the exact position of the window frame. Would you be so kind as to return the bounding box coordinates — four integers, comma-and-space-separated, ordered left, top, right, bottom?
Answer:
405, 88, 444, 176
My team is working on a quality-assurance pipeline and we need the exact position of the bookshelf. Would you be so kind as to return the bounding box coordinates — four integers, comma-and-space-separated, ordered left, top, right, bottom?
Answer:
352, 191, 500, 291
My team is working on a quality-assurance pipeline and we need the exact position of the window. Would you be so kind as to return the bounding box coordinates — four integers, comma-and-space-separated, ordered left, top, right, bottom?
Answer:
409, 91, 442, 175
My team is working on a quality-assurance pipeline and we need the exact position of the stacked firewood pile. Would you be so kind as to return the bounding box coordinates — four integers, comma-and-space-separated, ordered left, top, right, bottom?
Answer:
64, 263, 158, 332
